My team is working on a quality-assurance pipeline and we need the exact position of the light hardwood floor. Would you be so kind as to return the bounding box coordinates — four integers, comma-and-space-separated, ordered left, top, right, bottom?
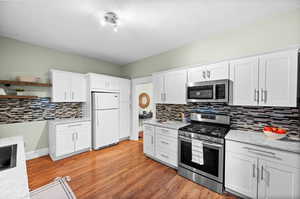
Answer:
27, 140, 237, 199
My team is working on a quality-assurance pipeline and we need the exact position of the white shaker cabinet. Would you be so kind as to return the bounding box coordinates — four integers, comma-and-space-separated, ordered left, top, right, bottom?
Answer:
187, 66, 207, 82
259, 50, 298, 107
229, 57, 259, 106
188, 62, 229, 82
225, 140, 300, 199
143, 124, 155, 157
258, 159, 300, 199
153, 70, 187, 104
49, 120, 91, 161
230, 49, 298, 107
153, 73, 165, 104
225, 152, 258, 198
88, 73, 120, 91
51, 70, 87, 102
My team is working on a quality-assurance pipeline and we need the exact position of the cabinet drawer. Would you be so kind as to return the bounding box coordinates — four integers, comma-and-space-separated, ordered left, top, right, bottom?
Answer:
156, 135, 177, 152
156, 127, 178, 139
226, 140, 300, 169
156, 150, 177, 167
56, 122, 91, 133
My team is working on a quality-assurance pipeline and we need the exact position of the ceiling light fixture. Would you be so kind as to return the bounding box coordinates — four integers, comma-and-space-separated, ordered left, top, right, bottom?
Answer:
101, 11, 120, 32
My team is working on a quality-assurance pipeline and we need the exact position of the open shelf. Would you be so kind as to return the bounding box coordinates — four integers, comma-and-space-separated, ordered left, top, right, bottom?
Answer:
0, 95, 38, 99
0, 80, 51, 87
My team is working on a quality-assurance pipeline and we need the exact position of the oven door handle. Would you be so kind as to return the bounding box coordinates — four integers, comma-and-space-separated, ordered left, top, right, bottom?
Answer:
179, 136, 223, 148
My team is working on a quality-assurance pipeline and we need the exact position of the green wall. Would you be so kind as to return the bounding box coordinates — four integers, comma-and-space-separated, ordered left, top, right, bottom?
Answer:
121, 9, 300, 78
0, 36, 122, 152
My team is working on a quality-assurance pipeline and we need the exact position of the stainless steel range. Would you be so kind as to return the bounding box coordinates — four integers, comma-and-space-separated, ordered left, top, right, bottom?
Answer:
178, 113, 230, 194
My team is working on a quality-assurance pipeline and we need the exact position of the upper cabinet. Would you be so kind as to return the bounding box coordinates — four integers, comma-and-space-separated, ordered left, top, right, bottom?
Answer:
51, 70, 87, 102
88, 73, 120, 91
188, 61, 229, 82
230, 49, 298, 107
153, 70, 187, 104
259, 50, 298, 107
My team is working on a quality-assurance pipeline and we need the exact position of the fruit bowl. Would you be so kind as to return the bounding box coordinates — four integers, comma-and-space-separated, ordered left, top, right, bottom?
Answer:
263, 131, 286, 140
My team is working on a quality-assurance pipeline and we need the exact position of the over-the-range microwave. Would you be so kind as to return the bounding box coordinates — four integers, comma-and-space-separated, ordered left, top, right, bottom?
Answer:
186, 79, 229, 103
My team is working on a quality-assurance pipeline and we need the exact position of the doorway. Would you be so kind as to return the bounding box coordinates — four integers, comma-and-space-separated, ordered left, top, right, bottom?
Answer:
131, 76, 153, 141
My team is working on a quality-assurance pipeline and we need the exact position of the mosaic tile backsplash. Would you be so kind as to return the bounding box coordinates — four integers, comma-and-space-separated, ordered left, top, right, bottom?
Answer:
0, 98, 82, 124
156, 103, 300, 134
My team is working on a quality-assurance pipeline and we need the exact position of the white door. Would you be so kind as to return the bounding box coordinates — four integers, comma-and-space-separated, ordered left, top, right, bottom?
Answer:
51, 70, 71, 102
230, 57, 259, 106
119, 78, 131, 102
56, 130, 75, 157
206, 61, 229, 81
259, 50, 298, 107
152, 73, 165, 104
71, 73, 87, 102
74, 122, 91, 151
187, 66, 207, 82
164, 70, 187, 104
143, 125, 155, 156
119, 102, 130, 139
93, 93, 119, 110
225, 152, 258, 199
258, 159, 300, 199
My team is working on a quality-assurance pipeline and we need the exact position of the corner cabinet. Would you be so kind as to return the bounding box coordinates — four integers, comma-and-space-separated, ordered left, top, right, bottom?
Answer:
51, 70, 87, 102
230, 49, 298, 107
153, 70, 187, 104
48, 120, 91, 161
143, 124, 178, 168
225, 140, 300, 199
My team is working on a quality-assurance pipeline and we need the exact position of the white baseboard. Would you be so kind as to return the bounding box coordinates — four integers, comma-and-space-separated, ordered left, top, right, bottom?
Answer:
26, 148, 49, 160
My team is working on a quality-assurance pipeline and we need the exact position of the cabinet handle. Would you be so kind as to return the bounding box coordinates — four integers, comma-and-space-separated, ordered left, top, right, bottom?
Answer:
64, 92, 67, 100
202, 71, 206, 79
72, 92, 74, 100
68, 124, 82, 127
261, 89, 265, 102
254, 89, 259, 102
207, 70, 211, 79
264, 90, 267, 103
161, 141, 169, 145
261, 165, 264, 181
252, 164, 256, 178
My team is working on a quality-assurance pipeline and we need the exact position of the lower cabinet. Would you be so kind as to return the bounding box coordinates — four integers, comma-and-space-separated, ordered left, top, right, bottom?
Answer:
143, 124, 178, 168
143, 125, 155, 157
49, 120, 91, 161
225, 140, 300, 199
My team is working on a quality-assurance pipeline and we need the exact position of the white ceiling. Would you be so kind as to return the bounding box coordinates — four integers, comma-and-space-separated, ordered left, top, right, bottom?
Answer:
0, 0, 299, 65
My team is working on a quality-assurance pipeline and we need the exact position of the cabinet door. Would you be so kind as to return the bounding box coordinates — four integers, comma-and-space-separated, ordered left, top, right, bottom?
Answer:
89, 74, 108, 90
259, 50, 298, 107
258, 159, 300, 199
56, 130, 75, 157
152, 73, 165, 104
120, 102, 130, 139
119, 78, 131, 102
225, 152, 258, 199
230, 57, 259, 106
206, 61, 229, 81
71, 73, 87, 102
109, 77, 120, 91
164, 70, 187, 104
143, 125, 155, 156
74, 122, 91, 151
187, 66, 207, 82
51, 70, 71, 102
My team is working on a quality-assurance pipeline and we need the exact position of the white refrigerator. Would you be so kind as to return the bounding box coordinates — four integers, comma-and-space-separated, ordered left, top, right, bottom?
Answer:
92, 92, 120, 150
